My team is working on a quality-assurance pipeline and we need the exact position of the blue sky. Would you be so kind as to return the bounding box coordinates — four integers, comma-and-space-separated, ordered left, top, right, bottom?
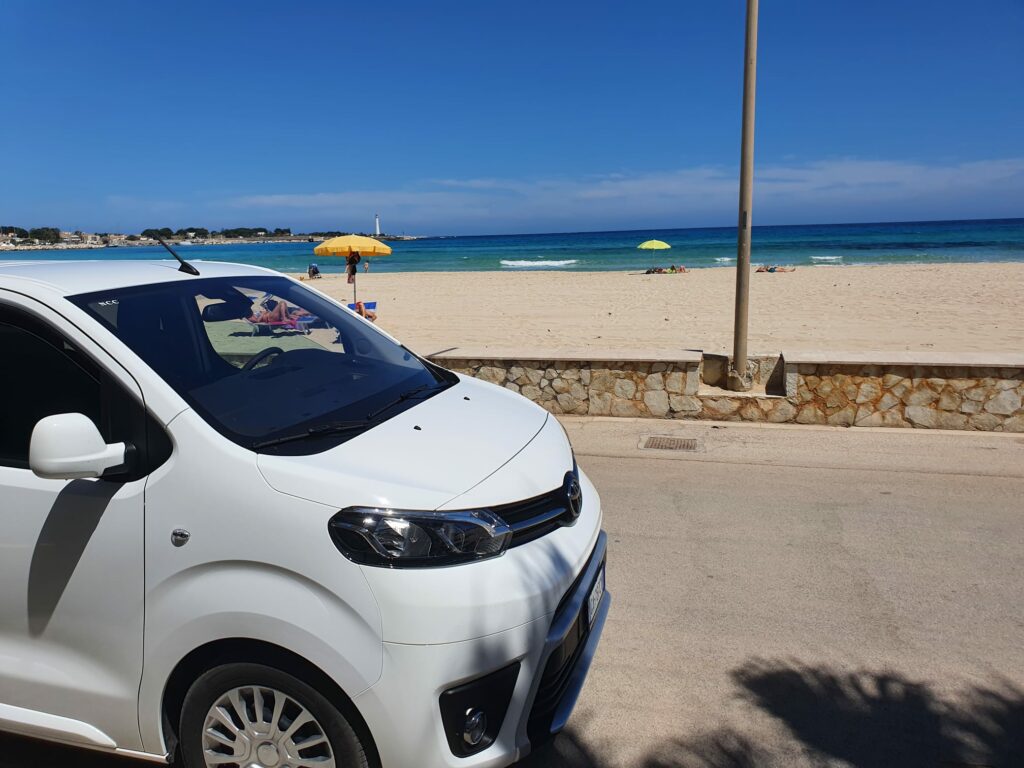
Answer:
2, 0, 1022, 235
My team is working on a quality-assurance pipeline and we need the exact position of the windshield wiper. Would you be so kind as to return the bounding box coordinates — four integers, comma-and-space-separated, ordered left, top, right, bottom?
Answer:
252, 420, 370, 450
366, 384, 438, 420
253, 385, 439, 450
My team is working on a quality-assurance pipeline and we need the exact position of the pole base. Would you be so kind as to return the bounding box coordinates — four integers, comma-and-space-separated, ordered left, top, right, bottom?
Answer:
726, 368, 753, 392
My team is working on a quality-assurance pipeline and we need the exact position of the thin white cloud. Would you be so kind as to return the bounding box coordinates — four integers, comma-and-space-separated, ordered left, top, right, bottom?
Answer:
98, 157, 1024, 234
431, 178, 522, 191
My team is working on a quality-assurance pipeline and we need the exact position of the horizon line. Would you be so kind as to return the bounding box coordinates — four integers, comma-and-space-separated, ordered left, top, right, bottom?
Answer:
424, 215, 1024, 240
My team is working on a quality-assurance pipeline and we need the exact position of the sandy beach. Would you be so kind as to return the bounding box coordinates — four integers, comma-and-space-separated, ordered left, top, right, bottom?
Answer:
295, 263, 1024, 358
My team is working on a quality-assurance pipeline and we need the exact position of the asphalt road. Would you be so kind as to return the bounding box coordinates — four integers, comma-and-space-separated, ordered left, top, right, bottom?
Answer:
3, 420, 1023, 768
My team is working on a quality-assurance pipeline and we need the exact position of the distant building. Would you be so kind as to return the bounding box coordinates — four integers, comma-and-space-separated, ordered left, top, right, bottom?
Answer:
375, 214, 381, 237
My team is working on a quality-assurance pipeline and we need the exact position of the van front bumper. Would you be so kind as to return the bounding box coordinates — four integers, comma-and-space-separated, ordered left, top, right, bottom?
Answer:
353, 531, 610, 768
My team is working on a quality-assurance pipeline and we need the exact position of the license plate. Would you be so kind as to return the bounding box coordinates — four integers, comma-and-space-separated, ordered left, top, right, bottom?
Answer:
587, 566, 605, 628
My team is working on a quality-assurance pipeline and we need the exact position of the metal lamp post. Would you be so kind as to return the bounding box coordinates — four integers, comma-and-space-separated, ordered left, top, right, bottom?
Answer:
728, 0, 759, 392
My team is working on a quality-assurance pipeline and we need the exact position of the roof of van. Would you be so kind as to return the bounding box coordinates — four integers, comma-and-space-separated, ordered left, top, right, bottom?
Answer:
0, 259, 279, 296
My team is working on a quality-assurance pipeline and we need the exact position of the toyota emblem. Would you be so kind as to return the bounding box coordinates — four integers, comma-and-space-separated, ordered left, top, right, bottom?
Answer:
564, 472, 583, 520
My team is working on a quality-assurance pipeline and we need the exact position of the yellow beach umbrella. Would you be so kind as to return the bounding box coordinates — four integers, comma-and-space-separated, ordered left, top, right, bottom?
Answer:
637, 239, 671, 251
314, 234, 393, 257
314, 234, 393, 303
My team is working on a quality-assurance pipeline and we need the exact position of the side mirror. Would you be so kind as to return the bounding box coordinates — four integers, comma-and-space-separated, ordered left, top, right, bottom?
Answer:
29, 413, 127, 480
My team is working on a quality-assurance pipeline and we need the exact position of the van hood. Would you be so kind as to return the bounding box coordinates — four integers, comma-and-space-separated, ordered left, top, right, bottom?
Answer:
257, 376, 552, 511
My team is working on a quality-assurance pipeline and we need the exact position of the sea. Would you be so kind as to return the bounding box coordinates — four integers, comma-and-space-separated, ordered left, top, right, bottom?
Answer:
11, 218, 1024, 274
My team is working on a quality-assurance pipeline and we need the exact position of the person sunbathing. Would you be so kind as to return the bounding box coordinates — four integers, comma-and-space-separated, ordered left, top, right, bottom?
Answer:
644, 266, 686, 274
250, 299, 308, 323
756, 264, 796, 273
250, 300, 287, 323
354, 301, 377, 322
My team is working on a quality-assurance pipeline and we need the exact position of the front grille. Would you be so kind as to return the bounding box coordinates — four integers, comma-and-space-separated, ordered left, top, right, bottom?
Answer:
526, 580, 597, 745
492, 487, 573, 547
528, 610, 588, 744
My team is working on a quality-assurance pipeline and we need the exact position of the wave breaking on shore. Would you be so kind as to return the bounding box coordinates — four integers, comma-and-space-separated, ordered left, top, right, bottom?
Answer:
500, 259, 578, 268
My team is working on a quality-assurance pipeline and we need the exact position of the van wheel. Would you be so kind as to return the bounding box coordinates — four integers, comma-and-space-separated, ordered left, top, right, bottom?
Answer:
179, 662, 369, 768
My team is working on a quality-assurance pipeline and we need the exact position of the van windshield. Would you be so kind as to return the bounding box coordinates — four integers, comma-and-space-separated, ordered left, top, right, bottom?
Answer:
70, 276, 454, 454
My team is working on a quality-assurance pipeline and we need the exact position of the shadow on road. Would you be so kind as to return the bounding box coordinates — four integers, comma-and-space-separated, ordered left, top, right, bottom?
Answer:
520, 658, 1024, 768
731, 658, 1024, 768
525, 725, 773, 768
2, 659, 1021, 768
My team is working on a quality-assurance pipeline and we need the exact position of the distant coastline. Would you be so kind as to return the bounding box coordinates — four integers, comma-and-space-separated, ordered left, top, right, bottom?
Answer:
4, 217, 1022, 253
5, 218, 1022, 273
0, 233, 421, 252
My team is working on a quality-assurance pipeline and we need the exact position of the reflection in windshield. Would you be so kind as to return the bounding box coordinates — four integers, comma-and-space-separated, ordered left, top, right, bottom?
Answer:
71, 276, 454, 453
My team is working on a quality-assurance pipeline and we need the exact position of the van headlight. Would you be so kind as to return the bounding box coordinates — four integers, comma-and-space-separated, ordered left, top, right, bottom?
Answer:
328, 507, 512, 568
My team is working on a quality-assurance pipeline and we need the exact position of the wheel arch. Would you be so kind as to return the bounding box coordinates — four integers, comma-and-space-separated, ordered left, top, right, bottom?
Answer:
161, 637, 381, 768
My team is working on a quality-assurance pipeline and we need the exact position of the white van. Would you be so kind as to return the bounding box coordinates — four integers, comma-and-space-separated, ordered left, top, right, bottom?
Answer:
0, 259, 608, 768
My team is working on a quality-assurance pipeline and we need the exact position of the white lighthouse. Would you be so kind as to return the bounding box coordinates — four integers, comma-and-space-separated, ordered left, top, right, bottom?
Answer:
374, 214, 381, 237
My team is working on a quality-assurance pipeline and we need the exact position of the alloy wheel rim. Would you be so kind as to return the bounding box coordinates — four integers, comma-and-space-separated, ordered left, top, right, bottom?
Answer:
201, 685, 336, 768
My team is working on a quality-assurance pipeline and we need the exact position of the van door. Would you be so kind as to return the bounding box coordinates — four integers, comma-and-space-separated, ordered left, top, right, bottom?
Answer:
0, 301, 167, 753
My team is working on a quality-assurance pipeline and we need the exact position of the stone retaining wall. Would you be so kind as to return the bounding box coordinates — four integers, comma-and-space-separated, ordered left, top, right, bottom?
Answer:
786, 363, 1024, 432
437, 358, 701, 417
430, 352, 1024, 432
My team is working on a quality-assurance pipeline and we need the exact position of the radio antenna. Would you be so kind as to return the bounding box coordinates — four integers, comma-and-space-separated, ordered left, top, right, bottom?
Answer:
154, 235, 200, 275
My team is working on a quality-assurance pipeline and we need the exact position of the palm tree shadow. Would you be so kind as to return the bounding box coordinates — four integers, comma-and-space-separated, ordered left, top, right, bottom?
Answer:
640, 731, 773, 768
520, 720, 770, 768
941, 680, 1024, 767
731, 658, 1024, 768
518, 659, 1023, 768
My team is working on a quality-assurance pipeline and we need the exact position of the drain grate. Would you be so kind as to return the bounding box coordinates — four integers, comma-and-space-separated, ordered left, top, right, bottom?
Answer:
643, 436, 699, 451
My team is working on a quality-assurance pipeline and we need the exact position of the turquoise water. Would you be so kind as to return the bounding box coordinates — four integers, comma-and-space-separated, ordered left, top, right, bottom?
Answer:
12, 218, 1024, 274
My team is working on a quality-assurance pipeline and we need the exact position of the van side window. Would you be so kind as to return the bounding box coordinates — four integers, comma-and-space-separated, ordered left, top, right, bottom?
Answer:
0, 321, 102, 468
0, 307, 171, 477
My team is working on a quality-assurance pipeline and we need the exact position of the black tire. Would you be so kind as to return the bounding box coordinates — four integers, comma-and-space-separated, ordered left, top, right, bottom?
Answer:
179, 662, 369, 768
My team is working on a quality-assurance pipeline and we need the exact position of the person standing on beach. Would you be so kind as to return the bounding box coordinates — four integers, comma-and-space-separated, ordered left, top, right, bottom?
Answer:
346, 252, 361, 284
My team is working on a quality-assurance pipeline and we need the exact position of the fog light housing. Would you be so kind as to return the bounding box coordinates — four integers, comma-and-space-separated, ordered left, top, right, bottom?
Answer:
463, 709, 487, 746
439, 662, 520, 756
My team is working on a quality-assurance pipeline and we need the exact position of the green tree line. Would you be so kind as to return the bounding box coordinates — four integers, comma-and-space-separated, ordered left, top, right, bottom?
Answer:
2, 226, 61, 242
4, 225, 301, 242
140, 227, 293, 239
